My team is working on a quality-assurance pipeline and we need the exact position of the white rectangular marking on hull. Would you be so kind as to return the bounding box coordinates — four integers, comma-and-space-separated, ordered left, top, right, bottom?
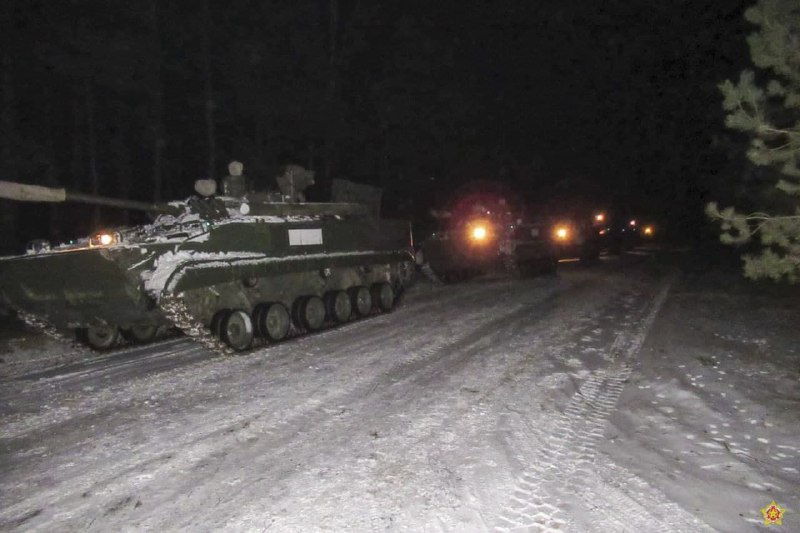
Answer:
288, 228, 323, 246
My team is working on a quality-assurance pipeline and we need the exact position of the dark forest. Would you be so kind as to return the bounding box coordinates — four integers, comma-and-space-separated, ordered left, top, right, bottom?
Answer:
0, 0, 751, 251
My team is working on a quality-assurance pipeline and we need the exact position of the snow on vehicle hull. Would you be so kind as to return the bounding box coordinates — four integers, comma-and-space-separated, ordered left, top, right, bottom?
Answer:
0, 178, 414, 352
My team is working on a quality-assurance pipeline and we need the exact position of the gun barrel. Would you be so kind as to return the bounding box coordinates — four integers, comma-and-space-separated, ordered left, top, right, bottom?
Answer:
65, 191, 162, 212
0, 180, 170, 213
0, 181, 66, 203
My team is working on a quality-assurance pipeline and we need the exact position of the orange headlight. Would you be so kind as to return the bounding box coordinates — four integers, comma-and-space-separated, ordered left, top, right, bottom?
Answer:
643, 226, 654, 236
471, 225, 488, 241
554, 226, 570, 241
90, 231, 120, 247
466, 219, 493, 244
594, 213, 605, 223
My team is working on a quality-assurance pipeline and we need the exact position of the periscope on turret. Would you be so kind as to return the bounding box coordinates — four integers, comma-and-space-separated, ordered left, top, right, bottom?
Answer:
0, 163, 414, 352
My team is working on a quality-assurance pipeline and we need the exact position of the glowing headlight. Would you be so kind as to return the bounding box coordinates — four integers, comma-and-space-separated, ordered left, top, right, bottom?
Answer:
594, 213, 605, 222
90, 231, 120, 247
629, 219, 637, 227
554, 226, 570, 240
643, 226, 654, 236
471, 225, 488, 241
466, 219, 492, 244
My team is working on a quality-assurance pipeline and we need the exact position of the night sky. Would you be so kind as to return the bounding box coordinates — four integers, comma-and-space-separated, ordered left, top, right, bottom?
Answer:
0, 0, 753, 249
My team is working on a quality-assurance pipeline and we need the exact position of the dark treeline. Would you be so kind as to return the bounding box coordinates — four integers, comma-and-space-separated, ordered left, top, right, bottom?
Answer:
1, 0, 750, 250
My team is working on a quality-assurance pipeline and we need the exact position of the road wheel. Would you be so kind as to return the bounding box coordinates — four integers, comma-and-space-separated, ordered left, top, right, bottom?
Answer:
86, 323, 119, 350
222, 309, 254, 351
252, 304, 268, 339
326, 291, 352, 323
295, 295, 326, 331
349, 286, 372, 317
371, 282, 395, 312
255, 302, 290, 341
210, 309, 231, 338
121, 324, 158, 344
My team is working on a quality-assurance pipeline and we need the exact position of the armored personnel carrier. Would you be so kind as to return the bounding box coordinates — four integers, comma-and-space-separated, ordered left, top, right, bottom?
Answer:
0, 165, 414, 351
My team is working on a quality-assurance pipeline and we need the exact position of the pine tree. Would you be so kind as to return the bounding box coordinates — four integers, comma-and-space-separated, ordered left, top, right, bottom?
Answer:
707, 0, 800, 282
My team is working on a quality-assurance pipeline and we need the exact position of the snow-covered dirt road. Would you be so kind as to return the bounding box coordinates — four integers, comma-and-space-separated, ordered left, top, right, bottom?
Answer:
1, 253, 798, 532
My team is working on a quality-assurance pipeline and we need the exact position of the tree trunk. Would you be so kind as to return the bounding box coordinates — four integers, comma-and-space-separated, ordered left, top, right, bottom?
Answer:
43, 86, 62, 240
149, 0, 165, 202
112, 123, 132, 225
70, 96, 84, 190
0, 41, 19, 253
306, 142, 316, 174
322, 0, 340, 188
84, 78, 101, 227
255, 115, 264, 161
380, 118, 391, 189
202, 0, 216, 180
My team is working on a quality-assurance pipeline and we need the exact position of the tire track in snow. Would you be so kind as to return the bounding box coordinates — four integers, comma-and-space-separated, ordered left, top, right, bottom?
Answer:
232, 285, 558, 450
381, 284, 567, 390
493, 272, 708, 532
354, 281, 616, 531
160, 281, 591, 531
0, 281, 527, 444
1, 336, 191, 384
0, 268, 648, 531
278, 276, 558, 363
0, 279, 566, 531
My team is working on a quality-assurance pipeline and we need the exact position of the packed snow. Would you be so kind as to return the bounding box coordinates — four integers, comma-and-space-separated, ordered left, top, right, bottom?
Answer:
0, 251, 797, 532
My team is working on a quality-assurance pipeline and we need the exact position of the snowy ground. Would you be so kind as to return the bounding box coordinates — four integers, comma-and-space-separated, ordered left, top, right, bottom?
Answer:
0, 250, 798, 532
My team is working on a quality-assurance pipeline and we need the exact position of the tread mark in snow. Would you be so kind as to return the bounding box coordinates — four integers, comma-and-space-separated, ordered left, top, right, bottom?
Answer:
494, 273, 709, 532
15, 309, 84, 353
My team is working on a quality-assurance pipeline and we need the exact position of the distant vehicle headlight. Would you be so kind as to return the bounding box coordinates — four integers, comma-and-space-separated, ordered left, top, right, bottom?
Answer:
466, 219, 492, 244
471, 225, 488, 241
554, 226, 570, 241
643, 225, 654, 236
594, 213, 605, 223
90, 231, 120, 247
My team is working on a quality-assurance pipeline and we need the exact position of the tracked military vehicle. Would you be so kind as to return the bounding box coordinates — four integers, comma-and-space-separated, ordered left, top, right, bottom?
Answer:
0, 165, 414, 352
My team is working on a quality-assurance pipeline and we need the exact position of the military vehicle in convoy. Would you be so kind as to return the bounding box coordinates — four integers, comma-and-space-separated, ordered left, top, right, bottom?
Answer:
548, 210, 603, 262
0, 164, 414, 351
595, 209, 657, 254
416, 195, 557, 281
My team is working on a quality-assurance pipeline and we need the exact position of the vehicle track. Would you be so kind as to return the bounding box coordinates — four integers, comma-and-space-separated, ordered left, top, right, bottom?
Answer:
492, 273, 710, 532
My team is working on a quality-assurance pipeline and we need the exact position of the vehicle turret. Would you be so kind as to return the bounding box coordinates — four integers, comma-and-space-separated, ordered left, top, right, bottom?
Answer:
0, 174, 369, 219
